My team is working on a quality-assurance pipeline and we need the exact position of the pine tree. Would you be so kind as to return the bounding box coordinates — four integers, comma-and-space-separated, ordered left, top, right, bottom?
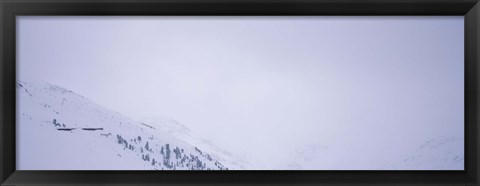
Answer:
165, 144, 171, 160
145, 142, 149, 151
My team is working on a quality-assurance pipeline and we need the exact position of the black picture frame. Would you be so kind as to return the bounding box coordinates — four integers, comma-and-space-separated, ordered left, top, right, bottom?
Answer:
1, 0, 479, 185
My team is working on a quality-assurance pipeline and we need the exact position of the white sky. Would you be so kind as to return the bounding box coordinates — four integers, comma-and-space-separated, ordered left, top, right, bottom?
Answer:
17, 16, 464, 169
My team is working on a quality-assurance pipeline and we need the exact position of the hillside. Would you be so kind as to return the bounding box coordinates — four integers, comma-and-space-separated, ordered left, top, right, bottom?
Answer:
16, 80, 243, 170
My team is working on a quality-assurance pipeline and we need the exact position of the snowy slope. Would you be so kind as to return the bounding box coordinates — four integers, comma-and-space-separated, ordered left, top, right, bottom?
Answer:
282, 136, 464, 170
387, 135, 464, 170
16, 80, 236, 170
17, 79, 463, 170
141, 117, 251, 169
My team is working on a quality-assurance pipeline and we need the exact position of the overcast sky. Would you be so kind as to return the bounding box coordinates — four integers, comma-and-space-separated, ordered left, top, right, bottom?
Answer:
17, 16, 464, 169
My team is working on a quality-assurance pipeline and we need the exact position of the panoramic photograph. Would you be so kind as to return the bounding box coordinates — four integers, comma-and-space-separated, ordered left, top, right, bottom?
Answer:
16, 16, 464, 170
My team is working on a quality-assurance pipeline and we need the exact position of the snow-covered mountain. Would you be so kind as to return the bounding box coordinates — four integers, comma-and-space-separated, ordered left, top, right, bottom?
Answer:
16, 80, 244, 170
140, 117, 251, 169
282, 136, 464, 170
16, 79, 463, 170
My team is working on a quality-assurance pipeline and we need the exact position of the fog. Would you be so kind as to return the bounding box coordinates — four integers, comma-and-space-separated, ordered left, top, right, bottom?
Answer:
18, 16, 464, 169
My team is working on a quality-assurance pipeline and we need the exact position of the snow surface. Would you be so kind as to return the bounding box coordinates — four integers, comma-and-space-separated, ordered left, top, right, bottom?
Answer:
282, 135, 464, 170
16, 79, 464, 170
16, 80, 244, 170
140, 117, 251, 169
386, 135, 464, 170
